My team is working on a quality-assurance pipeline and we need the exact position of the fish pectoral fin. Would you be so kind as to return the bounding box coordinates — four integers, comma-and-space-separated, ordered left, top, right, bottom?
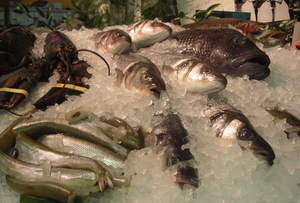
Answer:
115, 69, 124, 87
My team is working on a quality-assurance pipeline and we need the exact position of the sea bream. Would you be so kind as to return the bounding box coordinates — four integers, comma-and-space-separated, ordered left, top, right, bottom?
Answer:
203, 99, 275, 165
172, 28, 271, 80
151, 112, 199, 189
160, 53, 227, 94
181, 18, 288, 48
91, 29, 132, 55
126, 20, 172, 49
115, 54, 166, 98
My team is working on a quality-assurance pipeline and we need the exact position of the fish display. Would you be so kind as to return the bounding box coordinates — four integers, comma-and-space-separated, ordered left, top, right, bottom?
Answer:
91, 29, 133, 55
151, 112, 199, 188
172, 28, 271, 80
203, 99, 275, 165
160, 53, 227, 94
181, 18, 288, 48
115, 54, 166, 98
126, 20, 172, 49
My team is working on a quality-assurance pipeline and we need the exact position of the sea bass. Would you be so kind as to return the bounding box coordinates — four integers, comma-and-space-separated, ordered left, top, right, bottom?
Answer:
91, 29, 132, 55
151, 113, 199, 189
181, 18, 288, 47
161, 53, 227, 94
115, 54, 166, 98
126, 20, 172, 49
203, 99, 275, 165
172, 28, 271, 80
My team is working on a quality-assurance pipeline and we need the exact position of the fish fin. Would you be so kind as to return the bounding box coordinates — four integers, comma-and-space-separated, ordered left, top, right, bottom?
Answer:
162, 65, 174, 75
228, 24, 242, 33
115, 68, 124, 87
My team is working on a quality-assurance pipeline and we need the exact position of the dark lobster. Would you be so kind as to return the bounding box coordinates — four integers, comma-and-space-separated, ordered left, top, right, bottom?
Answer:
33, 31, 110, 110
0, 26, 36, 76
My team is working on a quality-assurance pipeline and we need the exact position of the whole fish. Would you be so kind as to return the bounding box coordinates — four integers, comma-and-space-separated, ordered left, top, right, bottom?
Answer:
172, 28, 271, 80
36, 133, 125, 174
91, 29, 133, 55
37, 134, 129, 187
115, 54, 166, 98
0, 151, 99, 196
151, 112, 199, 189
265, 108, 300, 139
126, 20, 172, 49
13, 133, 110, 191
161, 53, 227, 94
203, 99, 275, 165
6, 175, 77, 203
12, 118, 128, 158
181, 18, 288, 47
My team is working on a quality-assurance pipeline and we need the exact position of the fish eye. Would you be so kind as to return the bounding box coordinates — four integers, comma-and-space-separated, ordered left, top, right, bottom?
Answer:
233, 37, 247, 45
167, 155, 180, 166
259, 24, 269, 31
142, 73, 151, 81
201, 67, 211, 74
238, 128, 256, 140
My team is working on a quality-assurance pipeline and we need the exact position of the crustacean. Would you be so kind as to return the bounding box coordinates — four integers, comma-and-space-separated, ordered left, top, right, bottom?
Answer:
0, 30, 110, 110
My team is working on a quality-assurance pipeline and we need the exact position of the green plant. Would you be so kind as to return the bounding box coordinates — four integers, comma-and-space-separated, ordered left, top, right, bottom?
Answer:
177, 3, 221, 22
14, 3, 61, 30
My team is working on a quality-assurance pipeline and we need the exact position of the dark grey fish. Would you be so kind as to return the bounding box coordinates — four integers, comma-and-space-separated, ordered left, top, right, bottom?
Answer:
91, 29, 132, 55
172, 28, 271, 80
116, 54, 166, 98
204, 99, 275, 165
151, 113, 199, 189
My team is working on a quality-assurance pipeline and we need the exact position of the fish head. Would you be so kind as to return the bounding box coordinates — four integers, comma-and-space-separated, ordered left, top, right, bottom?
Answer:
240, 22, 288, 47
209, 29, 271, 80
127, 20, 172, 48
124, 62, 166, 98
214, 110, 275, 165
165, 148, 200, 189
92, 29, 132, 54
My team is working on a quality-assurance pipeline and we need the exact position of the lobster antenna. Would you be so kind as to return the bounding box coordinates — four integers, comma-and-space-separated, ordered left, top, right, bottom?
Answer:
74, 49, 111, 75
5, 108, 25, 116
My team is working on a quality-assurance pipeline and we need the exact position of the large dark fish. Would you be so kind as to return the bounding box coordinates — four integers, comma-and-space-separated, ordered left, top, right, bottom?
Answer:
151, 113, 199, 189
203, 99, 275, 165
181, 18, 288, 47
115, 54, 166, 98
161, 53, 227, 94
172, 28, 271, 80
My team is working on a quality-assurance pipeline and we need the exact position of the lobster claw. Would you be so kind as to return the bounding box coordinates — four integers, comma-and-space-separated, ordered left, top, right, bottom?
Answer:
33, 83, 89, 110
0, 67, 40, 109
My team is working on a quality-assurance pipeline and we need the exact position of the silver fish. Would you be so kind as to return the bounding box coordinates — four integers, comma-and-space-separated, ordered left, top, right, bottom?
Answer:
12, 118, 128, 158
151, 112, 199, 189
203, 99, 275, 165
13, 133, 110, 191
36, 133, 125, 175
115, 54, 166, 98
6, 175, 77, 203
161, 53, 227, 94
91, 29, 132, 55
126, 20, 172, 49
0, 150, 99, 196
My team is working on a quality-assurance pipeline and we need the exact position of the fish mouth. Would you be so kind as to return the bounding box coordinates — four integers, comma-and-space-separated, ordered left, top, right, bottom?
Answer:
175, 166, 200, 189
149, 87, 163, 98
231, 53, 271, 80
253, 149, 275, 166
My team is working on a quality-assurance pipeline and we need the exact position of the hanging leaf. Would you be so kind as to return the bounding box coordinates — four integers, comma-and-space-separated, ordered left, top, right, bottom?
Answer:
36, 7, 45, 18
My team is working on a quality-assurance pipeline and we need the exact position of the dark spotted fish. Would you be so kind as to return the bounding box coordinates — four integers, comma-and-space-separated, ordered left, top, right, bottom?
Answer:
151, 113, 199, 189
182, 18, 288, 47
172, 28, 271, 80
